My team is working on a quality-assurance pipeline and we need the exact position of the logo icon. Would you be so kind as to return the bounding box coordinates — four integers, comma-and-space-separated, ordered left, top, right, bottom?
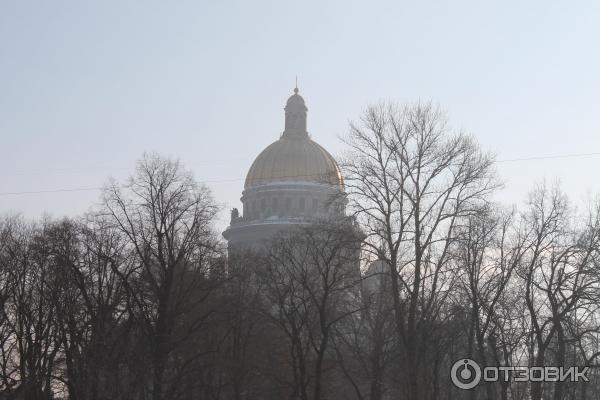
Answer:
451, 358, 482, 390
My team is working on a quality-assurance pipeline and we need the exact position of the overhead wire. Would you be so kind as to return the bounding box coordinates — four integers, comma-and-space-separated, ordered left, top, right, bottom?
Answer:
1, 151, 600, 197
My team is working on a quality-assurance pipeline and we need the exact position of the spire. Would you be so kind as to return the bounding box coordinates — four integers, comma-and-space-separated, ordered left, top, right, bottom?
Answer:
284, 86, 308, 137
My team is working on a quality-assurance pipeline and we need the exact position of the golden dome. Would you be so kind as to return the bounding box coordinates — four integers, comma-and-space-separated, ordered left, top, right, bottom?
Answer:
245, 88, 344, 190
245, 135, 343, 189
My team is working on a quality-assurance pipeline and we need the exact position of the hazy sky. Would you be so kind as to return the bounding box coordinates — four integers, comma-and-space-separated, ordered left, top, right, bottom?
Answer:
1, 1, 599, 230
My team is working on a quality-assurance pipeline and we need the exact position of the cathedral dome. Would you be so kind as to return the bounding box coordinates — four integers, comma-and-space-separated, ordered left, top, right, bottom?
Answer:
225, 87, 348, 248
244, 87, 343, 190
244, 134, 344, 189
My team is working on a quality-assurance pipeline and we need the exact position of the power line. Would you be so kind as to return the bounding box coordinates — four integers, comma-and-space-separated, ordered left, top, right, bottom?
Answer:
0, 187, 104, 196
1, 151, 600, 197
496, 152, 600, 163
10, 158, 249, 176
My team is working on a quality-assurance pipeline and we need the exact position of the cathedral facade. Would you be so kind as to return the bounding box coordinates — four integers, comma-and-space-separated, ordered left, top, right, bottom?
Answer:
223, 88, 347, 249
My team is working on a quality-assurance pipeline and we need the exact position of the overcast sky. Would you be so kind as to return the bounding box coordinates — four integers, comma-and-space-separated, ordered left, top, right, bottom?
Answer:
1, 1, 599, 230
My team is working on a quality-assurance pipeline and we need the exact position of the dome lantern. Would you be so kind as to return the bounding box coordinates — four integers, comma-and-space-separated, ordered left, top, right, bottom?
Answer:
283, 86, 308, 137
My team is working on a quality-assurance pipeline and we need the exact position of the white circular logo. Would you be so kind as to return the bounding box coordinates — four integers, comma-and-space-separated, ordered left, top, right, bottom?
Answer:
451, 358, 482, 390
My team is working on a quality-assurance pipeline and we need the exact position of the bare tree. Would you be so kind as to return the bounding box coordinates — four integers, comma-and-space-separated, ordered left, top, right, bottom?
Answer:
100, 153, 223, 400
44, 217, 141, 400
342, 102, 498, 399
0, 216, 61, 399
0, 216, 17, 395
519, 184, 600, 400
452, 206, 525, 400
332, 259, 398, 400
219, 249, 272, 400
257, 220, 363, 400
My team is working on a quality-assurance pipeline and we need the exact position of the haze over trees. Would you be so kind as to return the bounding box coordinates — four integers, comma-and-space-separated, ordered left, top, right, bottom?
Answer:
1, 104, 600, 400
